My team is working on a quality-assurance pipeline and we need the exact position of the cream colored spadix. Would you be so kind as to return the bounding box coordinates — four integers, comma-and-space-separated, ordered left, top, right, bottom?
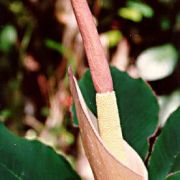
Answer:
96, 92, 125, 163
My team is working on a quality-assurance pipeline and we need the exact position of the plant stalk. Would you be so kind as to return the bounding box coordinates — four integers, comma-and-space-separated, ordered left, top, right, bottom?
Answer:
70, 0, 113, 93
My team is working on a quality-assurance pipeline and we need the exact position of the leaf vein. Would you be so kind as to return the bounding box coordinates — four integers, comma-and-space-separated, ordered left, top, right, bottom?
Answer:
0, 162, 22, 180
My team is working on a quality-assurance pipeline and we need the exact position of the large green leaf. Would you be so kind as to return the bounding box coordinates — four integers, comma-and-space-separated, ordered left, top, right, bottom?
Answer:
0, 123, 80, 180
73, 67, 159, 159
148, 107, 180, 180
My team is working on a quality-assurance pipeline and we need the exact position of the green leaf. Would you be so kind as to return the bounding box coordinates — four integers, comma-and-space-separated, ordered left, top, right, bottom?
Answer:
0, 25, 17, 52
0, 109, 11, 122
118, 1, 154, 22
73, 67, 159, 159
136, 44, 179, 81
45, 39, 66, 54
127, 1, 154, 18
101, 30, 123, 48
118, 7, 143, 22
148, 107, 180, 180
0, 123, 80, 180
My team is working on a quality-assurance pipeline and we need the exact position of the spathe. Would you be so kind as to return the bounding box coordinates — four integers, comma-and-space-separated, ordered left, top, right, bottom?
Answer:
69, 68, 148, 180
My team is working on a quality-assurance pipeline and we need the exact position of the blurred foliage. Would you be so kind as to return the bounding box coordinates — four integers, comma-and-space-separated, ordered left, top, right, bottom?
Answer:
118, 1, 154, 22
158, 90, 180, 126
101, 30, 123, 47
136, 44, 178, 81
0, 25, 17, 52
0, 0, 179, 178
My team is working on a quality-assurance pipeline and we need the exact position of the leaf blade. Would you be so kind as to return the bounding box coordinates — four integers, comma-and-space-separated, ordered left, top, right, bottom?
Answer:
0, 123, 80, 180
148, 107, 180, 180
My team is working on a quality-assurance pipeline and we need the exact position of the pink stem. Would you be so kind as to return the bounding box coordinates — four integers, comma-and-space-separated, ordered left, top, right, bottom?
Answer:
71, 0, 113, 93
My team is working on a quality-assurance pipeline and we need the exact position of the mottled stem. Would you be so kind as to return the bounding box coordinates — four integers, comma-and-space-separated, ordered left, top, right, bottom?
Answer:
70, 0, 113, 93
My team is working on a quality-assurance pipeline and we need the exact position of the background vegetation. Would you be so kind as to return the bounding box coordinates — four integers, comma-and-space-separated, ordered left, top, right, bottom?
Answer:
0, 0, 179, 179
